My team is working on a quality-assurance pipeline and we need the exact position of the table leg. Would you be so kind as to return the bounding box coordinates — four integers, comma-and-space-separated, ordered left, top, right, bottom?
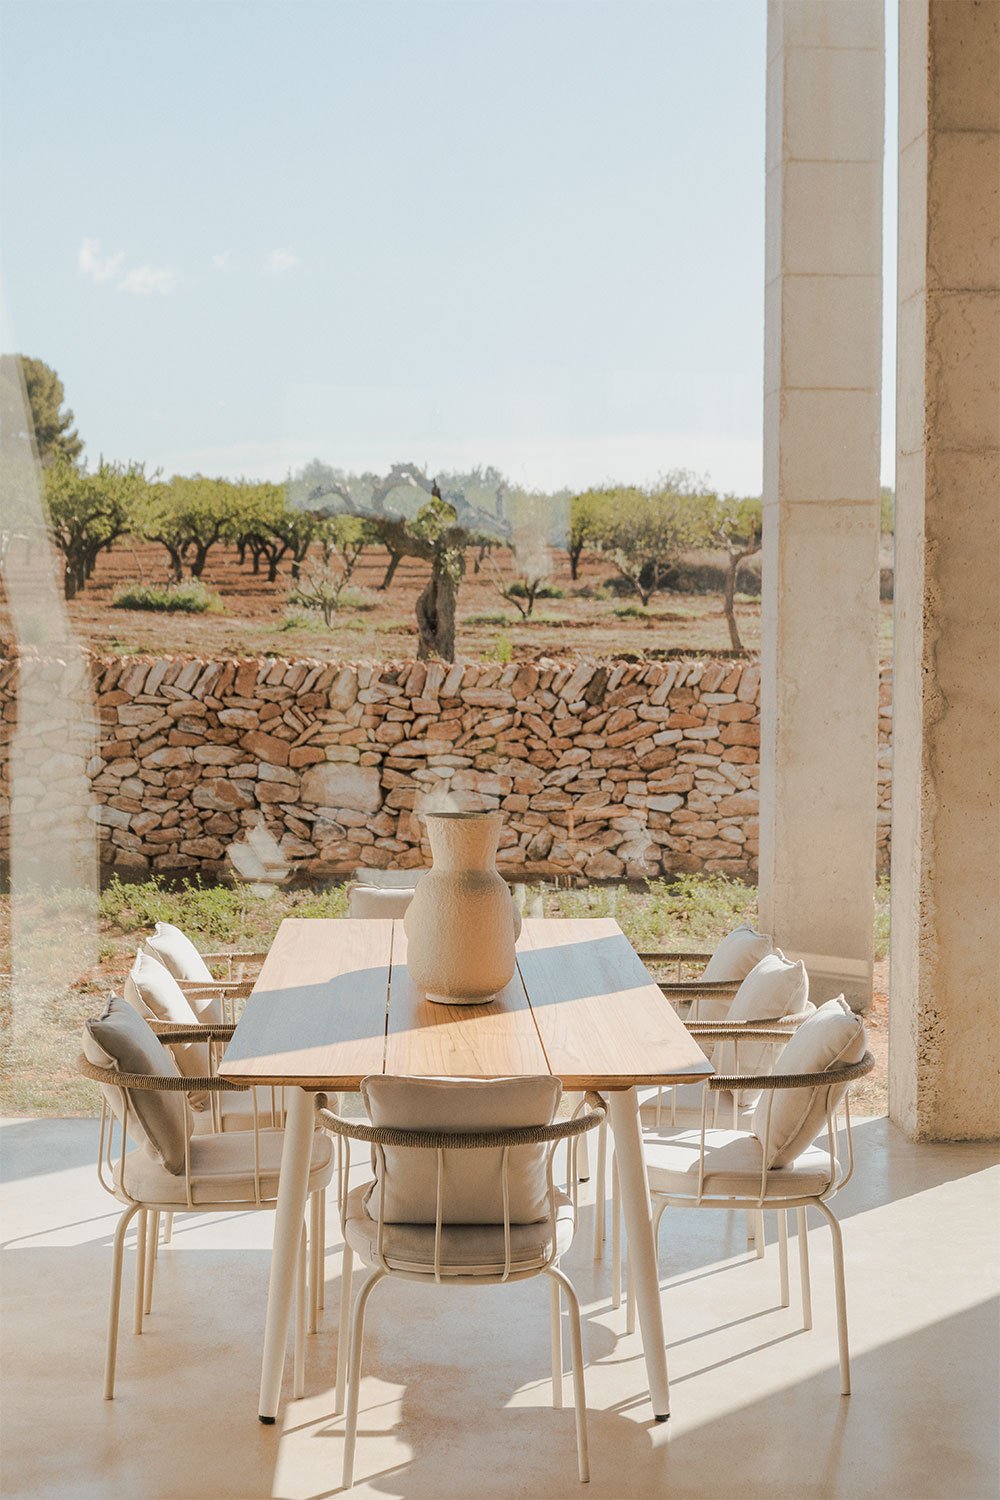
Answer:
608, 1088, 670, 1420
258, 1086, 315, 1423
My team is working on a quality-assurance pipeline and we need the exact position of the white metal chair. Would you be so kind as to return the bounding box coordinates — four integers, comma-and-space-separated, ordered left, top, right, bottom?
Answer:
316, 1083, 607, 1488
80, 1012, 335, 1399
626, 1020, 874, 1392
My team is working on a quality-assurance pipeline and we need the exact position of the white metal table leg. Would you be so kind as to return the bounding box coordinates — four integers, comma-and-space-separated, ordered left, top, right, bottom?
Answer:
257, 1086, 315, 1423
608, 1087, 671, 1420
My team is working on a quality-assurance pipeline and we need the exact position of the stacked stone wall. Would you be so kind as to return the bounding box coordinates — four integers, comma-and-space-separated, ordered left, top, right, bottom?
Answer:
0, 653, 894, 884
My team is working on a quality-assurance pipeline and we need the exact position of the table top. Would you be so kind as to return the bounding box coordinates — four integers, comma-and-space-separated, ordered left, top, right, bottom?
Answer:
218, 917, 713, 1092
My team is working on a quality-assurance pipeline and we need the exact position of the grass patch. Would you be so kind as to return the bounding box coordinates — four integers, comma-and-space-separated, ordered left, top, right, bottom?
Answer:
874, 874, 891, 961
112, 580, 223, 614
466, 612, 515, 627
481, 634, 514, 664
541, 873, 758, 952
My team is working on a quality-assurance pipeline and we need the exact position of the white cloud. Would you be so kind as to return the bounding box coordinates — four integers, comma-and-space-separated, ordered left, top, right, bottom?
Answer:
121, 264, 179, 297
266, 247, 299, 273
78, 237, 125, 283
212, 251, 230, 271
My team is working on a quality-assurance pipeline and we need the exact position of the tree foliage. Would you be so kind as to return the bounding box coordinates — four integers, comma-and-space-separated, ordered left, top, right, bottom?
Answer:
44, 460, 147, 598
580, 474, 716, 606
0, 355, 83, 467
140, 476, 242, 581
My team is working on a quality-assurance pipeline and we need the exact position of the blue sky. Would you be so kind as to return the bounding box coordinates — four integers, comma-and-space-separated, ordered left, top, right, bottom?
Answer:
0, 0, 895, 494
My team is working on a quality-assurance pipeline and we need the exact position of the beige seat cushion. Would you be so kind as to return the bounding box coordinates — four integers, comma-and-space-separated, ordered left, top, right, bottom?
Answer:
361, 1075, 561, 1226
83, 995, 190, 1175
644, 1128, 836, 1201
345, 1181, 574, 1276
115, 1126, 333, 1206
753, 996, 867, 1167
349, 886, 415, 920
698, 925, 777, 1021
713, 953, 812, 1088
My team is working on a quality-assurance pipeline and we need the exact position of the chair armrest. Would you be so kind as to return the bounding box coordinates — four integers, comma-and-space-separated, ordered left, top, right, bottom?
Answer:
637, 951, 714, 964
314, 1091, 608, 1149
78, 1053, 252, 1092
707, 1051, 875, 1093
657, 979, 741, 997
201, 950, 268, 964
177, 979, 254, 998
147, 1021, 237, 1042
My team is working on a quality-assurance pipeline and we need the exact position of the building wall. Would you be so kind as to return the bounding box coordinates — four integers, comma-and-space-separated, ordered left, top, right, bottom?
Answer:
0, 652, 896, 886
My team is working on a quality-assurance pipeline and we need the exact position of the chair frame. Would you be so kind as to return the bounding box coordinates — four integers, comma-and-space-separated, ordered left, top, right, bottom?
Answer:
79, 1026, 332, 1401
632, 1030, 875, 1395
316, 1090, 607, 1488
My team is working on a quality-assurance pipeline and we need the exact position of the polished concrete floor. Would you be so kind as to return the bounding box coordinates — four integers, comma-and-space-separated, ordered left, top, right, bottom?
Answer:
1, 1114, 997, 1500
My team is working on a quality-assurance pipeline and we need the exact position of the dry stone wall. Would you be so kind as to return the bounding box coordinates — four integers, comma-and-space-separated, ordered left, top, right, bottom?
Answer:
0, 653, 894, 885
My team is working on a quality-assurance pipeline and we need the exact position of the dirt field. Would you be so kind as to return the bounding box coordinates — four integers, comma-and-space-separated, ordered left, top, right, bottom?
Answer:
4, 538, 894, 660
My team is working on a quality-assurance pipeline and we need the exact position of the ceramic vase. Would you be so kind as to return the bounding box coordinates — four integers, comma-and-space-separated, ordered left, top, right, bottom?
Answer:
403, 811, 521, 1004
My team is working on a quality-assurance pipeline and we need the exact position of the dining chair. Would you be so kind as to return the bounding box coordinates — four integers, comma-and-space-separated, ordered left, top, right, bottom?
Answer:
624, 999, 874, 1392
346, 868, 424, 919
143, 919, 268, 988
79, 995, 335, 1398
315, 1078, 607, 1487
638, 922, 778, 1023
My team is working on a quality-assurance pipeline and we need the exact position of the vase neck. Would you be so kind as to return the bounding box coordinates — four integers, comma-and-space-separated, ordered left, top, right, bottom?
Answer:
426, 815, 500, 872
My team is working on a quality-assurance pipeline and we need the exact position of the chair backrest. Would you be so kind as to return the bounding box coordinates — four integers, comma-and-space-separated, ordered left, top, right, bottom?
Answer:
82, 994, 192, 1175
713, 952, 811, 1083
143, 922, 214, 984
354, 868, 426, 890
752, 997, 867, 1167
698, 924, 777, 1020
361, 1075, 562, 1226
349, 886, 415, 920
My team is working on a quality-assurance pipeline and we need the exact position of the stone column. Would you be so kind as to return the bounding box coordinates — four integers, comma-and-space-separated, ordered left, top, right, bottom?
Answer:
758, 0, 884, 1007
890, 0, 1000, 1140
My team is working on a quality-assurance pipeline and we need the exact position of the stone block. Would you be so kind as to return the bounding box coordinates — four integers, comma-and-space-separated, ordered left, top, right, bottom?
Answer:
300, 762, 382, 813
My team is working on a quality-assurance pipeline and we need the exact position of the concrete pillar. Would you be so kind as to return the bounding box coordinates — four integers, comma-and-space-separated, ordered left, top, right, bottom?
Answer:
890, 0, 1000, 1140
759, 0, 884, 1007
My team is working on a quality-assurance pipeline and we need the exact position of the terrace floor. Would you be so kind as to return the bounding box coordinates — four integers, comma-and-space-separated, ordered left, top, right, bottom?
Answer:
2, 1114, 997, 1500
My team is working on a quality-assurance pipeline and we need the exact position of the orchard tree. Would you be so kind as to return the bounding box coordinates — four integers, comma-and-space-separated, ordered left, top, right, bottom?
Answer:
595, 476, 713, 606
714, 495, 762, 652
0, 355, 83, 467
45, 460, 147, 598
565, 490, 606, 580
141, 475, 237, 581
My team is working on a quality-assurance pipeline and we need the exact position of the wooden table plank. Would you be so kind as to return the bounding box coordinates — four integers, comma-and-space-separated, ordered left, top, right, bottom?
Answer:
219, 918, 392, 1088
515, 917, 713, 1090
384, 924, 551, 1080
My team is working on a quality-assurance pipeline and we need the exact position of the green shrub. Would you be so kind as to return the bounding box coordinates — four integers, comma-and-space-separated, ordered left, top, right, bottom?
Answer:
112, 580, 222, 613
482, 633, 514, 664
467, 612, 514, 627
613, 604, 650, 619
505, 580, 564, 601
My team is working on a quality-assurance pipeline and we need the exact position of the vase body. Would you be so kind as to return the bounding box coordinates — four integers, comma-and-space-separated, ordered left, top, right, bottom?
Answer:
403, 811, 521, 1004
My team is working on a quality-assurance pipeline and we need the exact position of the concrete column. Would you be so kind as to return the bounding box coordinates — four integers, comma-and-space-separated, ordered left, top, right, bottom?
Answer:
759, 0, 884, 1007
890, 0, 1000, 1140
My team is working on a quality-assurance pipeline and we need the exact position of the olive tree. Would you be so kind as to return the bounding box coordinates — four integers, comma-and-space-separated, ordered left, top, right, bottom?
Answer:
594, 478, 713, 606
714, 495, 762, 651
141, 476, 239, 581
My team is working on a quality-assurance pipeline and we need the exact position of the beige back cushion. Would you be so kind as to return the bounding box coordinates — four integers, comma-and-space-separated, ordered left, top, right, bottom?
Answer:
354, 869, 425, 890
697, 924, 777, 1022
752, 997, 867, 1168
349, 886, 415, 920
142, 923, 223, 1023
361, 1075, 561, 1226
83, 994, 190, 1175
713, 953, 810, 1082
144, 922, 214, 982
124, 952, 209, 1109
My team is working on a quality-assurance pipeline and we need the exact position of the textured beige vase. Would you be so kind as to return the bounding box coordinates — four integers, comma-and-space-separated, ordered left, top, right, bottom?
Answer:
403, 811, 521, 1004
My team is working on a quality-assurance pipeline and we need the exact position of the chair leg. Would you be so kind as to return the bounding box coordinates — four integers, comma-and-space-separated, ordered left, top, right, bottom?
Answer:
162, 1212, 174, 1246
576, 1105, 591, 1184
342, 1269, 387, 1491
144, 1210, 159, 1317
610, 1155, 622, 1310
336, 1241, 354, 1414
755, 1210, 766, 1260
104, 1205, 140, 1399
593, 1118, 607, 1260
778, 1209, 790, 1308
547, 1266, 590, 1484
746, 1208, 756, 1245
309, 1192, 320, 1335
625, 1248, 636, 1336
133, 1210, 148, 1335
797, 1206, 812, 1329
318, 1187, 327, 1312
294, 1220, 307, 1398
815, 1201, 851, 1394
549, 1275, 564, 1409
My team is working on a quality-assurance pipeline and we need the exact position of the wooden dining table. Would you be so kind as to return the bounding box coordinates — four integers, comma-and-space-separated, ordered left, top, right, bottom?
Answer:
218, 915, 713, 1425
